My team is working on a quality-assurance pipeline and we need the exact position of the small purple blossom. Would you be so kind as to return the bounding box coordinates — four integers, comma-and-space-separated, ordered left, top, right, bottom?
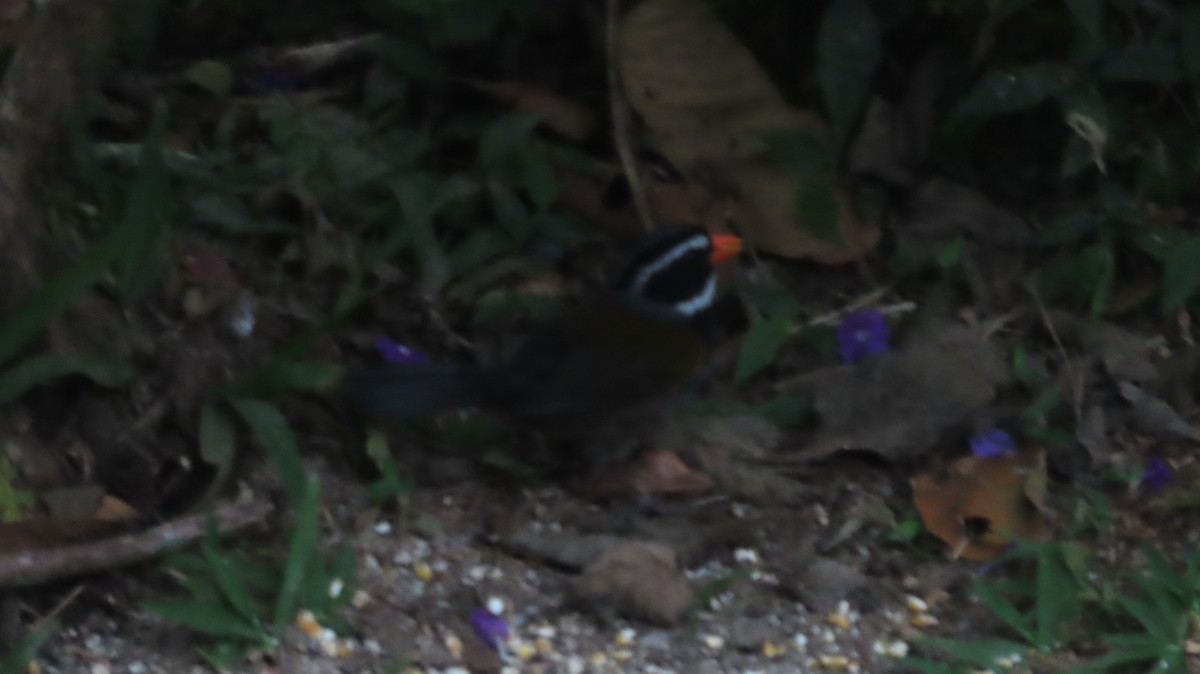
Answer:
375, 337, 428, 365
1139, 456, 1174, 493
470, 607, 509, 650
836, 310, 890, 363
970, 428, 1017, 459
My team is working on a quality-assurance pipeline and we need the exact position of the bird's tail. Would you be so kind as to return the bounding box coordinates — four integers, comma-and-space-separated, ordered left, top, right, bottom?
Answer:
348, 363, 490, 420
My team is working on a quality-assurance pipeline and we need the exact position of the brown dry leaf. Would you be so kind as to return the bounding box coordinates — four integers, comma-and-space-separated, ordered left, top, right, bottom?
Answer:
465, 79, 597, 141
575, 541, 693, 625
788, 323, 1010, 461
552, 157, 730, 240
784, 557, 870, 613
897, 179, 1032, 248
618, 0, 879, 263
656, 414, 805, 503
1046, 310, 1161, 384
496, 529, 629, 571
41, 485, 106, 520
847, 53, 942, 186
50, 488, 133, 520
0, 518, 126, 555
94, 494, 139, 522
1118, 381, 1200, 442
912, 450, 1049, 562
586, 450, 714, 500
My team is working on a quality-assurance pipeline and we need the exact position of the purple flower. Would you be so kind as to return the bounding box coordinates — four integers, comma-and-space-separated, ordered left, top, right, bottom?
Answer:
375, 337, 428, 365
971, 428, 1017, 459
1139, 456, 1174, 493
836, 310, 890, 363
470, 607, 509, 650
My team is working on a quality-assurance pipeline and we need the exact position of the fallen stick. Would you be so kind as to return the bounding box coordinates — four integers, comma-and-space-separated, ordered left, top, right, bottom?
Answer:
0, 499, 274, 589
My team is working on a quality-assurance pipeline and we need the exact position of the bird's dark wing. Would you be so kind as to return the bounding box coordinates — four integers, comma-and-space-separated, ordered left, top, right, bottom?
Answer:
487, 295, 707, 423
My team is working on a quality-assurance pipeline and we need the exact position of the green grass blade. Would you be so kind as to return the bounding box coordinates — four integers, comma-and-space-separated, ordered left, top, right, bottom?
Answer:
228, 360, 344, 398
229, 398, 306, 508
0, 355, 134, 403
1034, 544, 1077, 650
1117, 595, 1179, 639
918, 636, 1030, 669
200, 516, 260, 628
0, 237, 118, 370
197, 403, 237, 496
0, 620, 56, 673
143, 599, 264, 641
734, 316, 794, 383
973, 579, 1035, 644
113, 99, 173, 299
273, 477, 321, 634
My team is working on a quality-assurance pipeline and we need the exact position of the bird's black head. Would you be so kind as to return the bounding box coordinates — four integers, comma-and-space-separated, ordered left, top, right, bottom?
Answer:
611, 225, 734, 317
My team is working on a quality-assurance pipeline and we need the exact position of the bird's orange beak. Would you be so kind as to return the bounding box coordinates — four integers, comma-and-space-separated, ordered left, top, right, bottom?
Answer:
708, 232, 743, 264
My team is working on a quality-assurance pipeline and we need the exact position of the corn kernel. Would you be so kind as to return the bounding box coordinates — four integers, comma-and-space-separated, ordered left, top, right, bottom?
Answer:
911, 613, 939, 628
295, 609, 322, 637
818, 654, 853, 669
763, 641, 787, 658
415, 562, 433, 582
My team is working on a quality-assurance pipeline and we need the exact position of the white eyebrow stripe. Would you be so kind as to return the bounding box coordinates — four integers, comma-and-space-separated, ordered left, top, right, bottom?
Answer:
672, 274, 716, 316
630, 233, 709, 294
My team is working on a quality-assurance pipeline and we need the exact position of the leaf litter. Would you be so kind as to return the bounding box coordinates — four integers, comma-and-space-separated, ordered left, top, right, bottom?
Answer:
783, 322, 1011, 462
13, 1, 1200, 672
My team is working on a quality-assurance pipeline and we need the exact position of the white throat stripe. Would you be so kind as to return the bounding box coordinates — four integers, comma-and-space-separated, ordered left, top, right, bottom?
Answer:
673, 274, 716, 316
631, 233, 708, 294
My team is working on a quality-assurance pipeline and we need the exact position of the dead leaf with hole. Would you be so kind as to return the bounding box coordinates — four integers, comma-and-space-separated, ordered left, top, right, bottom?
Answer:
586, 450, 714, 500
912, 449, 1049, 561
574, 541, 693, 625
784, 323, 1010, 461
618, 0, 879, 263
466, 79, 597, 141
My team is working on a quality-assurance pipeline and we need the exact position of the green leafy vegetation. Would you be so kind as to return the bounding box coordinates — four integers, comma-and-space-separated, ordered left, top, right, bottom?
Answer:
905, 541, 1200, 674
3, 0, 1200, 669
145, 489, 355, 670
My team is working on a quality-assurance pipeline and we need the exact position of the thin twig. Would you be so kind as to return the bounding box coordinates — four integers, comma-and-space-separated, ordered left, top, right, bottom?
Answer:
606, 0, 654, 233
31, 584, 83, 633
1027, 282, 1084, 426
242, 33, 382, 75
803, 284, 910, 328
0, 499, 273, 589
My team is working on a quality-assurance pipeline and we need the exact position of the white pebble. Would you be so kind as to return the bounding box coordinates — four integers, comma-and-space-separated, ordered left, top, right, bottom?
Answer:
373, 521, 392, 535
734, 548, 761, 565
486, 596, 505, 615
